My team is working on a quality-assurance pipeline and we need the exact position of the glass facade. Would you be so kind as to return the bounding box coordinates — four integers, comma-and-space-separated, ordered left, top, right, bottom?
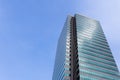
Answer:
52, 16, 72, 80
75, 14, 120, 80
52, 14, 120, 80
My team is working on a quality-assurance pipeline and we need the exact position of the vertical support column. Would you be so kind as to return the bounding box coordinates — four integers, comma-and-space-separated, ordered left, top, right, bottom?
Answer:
70, 17, 79, 80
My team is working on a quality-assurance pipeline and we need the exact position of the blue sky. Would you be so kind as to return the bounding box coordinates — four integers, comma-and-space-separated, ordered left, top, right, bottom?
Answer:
0, 0, 120, 80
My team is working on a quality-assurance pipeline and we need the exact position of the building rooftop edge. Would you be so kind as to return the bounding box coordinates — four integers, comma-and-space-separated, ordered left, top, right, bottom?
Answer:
67, 13, 100, 22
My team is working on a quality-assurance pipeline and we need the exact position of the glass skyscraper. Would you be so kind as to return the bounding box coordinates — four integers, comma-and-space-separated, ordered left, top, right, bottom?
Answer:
52, 14, 120, 80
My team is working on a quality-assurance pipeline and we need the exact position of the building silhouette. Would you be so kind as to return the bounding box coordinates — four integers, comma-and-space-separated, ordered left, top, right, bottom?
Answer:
52, 14, 120, 80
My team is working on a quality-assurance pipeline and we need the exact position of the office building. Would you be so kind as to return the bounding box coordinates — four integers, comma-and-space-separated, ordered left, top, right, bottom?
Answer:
52, 14, 120, 80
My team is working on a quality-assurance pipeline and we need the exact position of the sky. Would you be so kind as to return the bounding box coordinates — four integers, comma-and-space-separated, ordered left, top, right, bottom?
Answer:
0, 0, 120, 80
